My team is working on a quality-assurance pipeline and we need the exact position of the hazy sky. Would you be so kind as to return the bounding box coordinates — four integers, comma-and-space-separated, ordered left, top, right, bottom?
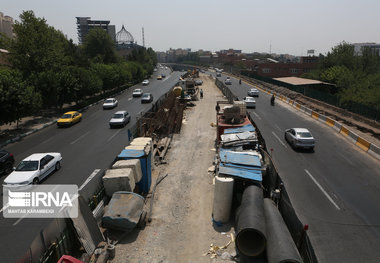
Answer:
2, 0, 380, 56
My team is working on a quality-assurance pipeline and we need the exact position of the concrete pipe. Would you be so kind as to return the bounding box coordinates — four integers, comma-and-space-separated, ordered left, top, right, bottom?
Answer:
235, 185, 267, 257
264, 198, 303, 263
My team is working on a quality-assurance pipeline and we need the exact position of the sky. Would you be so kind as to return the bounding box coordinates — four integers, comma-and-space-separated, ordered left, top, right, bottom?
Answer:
2, 0, 380, 56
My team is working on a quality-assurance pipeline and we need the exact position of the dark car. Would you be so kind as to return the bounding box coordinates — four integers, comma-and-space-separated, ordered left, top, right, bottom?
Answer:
141, 93, 153, 103
0, 149, 15, 175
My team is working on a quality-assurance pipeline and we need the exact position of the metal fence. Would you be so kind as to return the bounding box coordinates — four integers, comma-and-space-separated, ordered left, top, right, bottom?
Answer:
215, 77, 318, 263
241, 71, 380, 121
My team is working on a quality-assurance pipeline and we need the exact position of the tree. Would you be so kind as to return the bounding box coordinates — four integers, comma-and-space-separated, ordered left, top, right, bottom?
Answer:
82, 28, 118, 64
10, 11, 69, 78
0, 68, 41, 125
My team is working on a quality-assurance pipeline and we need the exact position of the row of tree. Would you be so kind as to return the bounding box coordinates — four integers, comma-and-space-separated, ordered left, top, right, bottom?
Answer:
302, 42, 380, 108
0, 11, 157, 125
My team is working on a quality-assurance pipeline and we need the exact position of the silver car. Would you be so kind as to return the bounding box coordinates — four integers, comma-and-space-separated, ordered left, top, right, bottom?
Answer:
248, 88, 259, 97
103, 98, 118, 109
285, 128, 315, 151
109, 111, 131, 128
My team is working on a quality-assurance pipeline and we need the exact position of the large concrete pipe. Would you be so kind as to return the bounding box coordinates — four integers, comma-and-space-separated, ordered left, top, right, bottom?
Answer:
264, 198, 303, 263
235, 185, 267, 257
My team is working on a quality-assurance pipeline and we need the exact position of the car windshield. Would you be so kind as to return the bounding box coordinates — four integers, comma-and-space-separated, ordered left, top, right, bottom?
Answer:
60, 114, 72, 119
113, 114, 124, 119
15, 160, 39, 171
142, 94, 150, 98
134, 89, 141, 93
298, 132, 312, 138
105, 99, 114, 103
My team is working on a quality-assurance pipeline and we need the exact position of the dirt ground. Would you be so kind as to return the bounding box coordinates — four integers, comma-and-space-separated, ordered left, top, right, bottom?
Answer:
111, 75, 237, 263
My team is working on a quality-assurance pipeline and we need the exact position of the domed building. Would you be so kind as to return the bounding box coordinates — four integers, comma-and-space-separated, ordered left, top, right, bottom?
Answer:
116, 25, 137, 49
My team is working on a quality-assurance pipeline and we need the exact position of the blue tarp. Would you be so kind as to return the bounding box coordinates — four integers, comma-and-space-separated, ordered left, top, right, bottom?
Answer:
223, 124, 255, 134
219, 149, 261, 167
219, 163, 262, 182
118, 149, 145, 159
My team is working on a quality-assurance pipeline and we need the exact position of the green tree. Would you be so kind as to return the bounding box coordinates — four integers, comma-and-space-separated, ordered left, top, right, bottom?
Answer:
0, 68, 41, 125
82, 28, 118, 64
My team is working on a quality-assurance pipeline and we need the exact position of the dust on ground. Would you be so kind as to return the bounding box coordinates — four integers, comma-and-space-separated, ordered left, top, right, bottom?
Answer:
111, 75, 237, 263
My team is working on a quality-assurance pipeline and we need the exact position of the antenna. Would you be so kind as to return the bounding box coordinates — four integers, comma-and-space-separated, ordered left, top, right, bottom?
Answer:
142, 27, 145, 47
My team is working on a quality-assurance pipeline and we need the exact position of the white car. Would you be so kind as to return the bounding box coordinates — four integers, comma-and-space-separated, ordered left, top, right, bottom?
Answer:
248, 88, 259, 97
224, 77, 232, 85
3, 153, 62, 186
103, 98, 118, 109
243, 96, 256, 109
142, 79, 150, 85
285, 128, 315, 151
109, 111, 131, 128
133, 89, 143, 97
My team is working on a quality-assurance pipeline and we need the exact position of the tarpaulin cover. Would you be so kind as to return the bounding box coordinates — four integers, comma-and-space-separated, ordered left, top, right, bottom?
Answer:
219, 149, 261, 167
223, 124, 255, 134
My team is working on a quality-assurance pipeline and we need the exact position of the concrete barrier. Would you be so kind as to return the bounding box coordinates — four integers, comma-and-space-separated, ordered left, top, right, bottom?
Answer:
356, 137, 371, 152
347, 130, 359, 144
311, 111, 319, 120
333, 121, 342, 132
369, 144, 380, 160
326, 117, 335, 127
103, 169, 136, 197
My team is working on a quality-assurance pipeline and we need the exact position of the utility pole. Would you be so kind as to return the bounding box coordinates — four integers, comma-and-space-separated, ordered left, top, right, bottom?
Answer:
142, 27, 145, 47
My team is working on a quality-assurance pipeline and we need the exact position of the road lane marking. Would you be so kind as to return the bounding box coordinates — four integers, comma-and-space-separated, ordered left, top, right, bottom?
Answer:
107, 129, 122, 142
274, 124, 282, 132
128, 98, 132, 101
252, 111, 262, 120
305, 169, 340, 210
0, 203, 9, 213
79, 169, 101, 191
272, 131, 288, 148
70, 131, 90, 145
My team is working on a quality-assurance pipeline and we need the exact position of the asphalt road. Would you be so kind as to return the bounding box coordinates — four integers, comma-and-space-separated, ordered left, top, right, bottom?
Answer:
214, 71, 380, 263
0, 68, 182, 262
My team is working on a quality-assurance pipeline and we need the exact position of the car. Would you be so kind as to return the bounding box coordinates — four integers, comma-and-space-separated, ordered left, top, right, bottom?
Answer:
216, 72, 221, 77
103, 98, 118, 109
133, 88, 143, 97
142, 79, 150, 85
153, 68, 157, 72
57, 111, 82, 127
141, 93, 153, 103
157, 75, 163, 80
248, 88, 259, 97
3, 153, 62, 186
161, 74, 166, 78
224, 77, 232, 85
0, 149, 15, 175
243, 96, 256, 108
109, 111, 131, 128
284, 128, 315, 151
195, 79, 203, 86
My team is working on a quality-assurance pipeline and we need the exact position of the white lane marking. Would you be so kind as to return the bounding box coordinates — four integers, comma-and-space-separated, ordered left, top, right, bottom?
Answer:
70, 131, 90, 145
79, 169, 101, 191
305, 169, 340, 210
107, 129, 122, 142
128, 97, 132, 101
0, 203, 9, 213
274, 124, 282, 132
252, 111, 262, 120
272, 131, 288, 148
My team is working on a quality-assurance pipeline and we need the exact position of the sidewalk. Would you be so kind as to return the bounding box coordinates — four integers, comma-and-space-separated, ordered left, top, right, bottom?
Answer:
111, 75, 237, 262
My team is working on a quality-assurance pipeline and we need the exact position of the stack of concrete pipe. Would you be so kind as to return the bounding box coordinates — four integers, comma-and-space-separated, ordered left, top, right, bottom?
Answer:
235, 185, 303, 262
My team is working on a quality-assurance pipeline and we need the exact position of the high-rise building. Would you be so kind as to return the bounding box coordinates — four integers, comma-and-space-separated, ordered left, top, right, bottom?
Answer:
0, 12, 15, 39
76, 17, 116, 44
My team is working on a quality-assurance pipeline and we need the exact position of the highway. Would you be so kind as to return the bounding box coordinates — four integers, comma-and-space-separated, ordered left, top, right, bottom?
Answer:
214, 71, 380, 263
0, 68, 182, 262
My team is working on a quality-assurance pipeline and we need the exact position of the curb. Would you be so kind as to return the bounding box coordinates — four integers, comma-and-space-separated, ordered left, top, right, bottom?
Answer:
240, 75, 380, 160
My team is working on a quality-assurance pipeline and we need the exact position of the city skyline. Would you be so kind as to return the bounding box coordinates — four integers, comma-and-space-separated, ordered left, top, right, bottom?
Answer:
2, 0, 380, 56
